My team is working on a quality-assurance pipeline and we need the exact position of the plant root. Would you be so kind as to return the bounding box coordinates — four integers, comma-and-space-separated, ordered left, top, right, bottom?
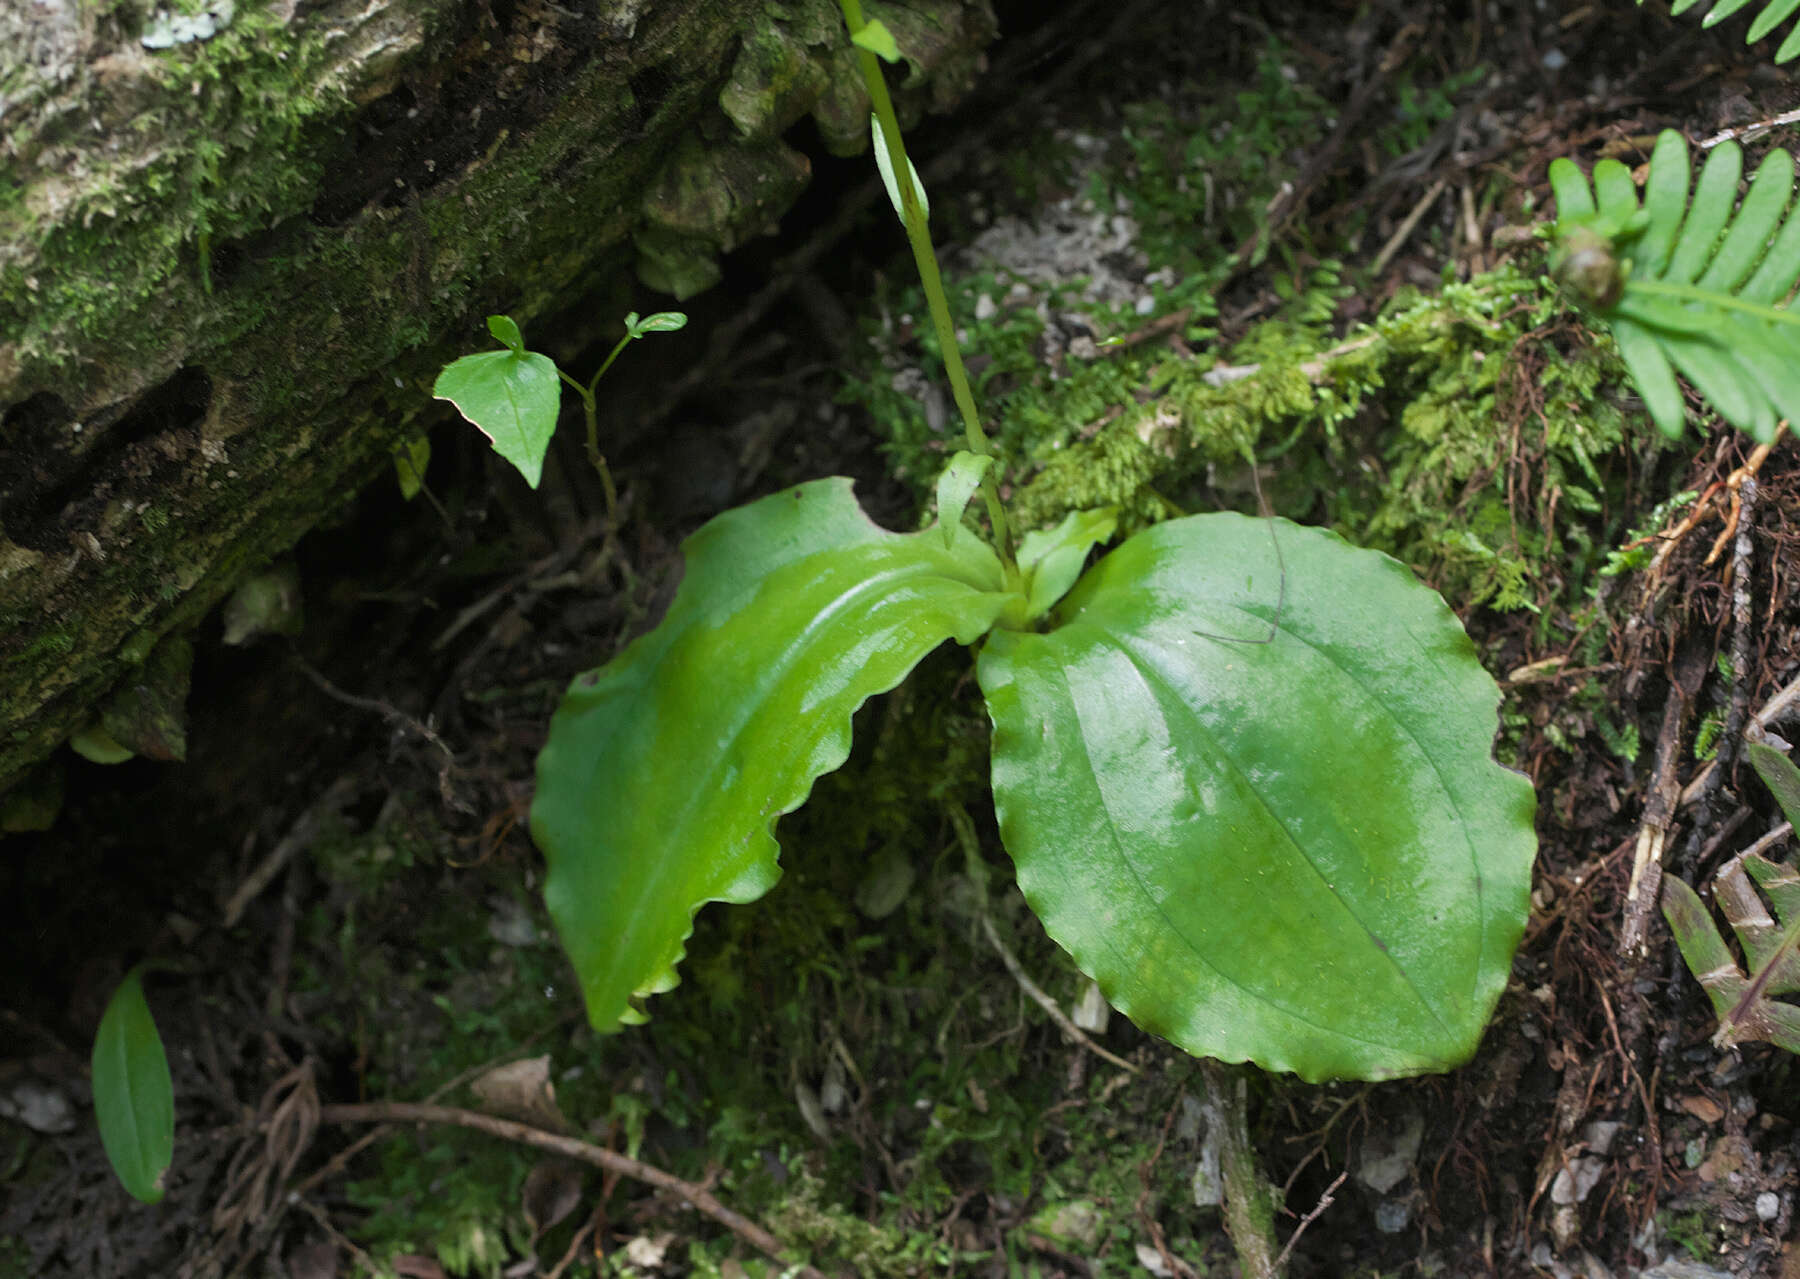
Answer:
318, 1101, 823, 1278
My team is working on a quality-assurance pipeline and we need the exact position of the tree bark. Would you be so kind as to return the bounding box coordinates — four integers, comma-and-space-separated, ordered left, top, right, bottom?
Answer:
0, 0, 996, 791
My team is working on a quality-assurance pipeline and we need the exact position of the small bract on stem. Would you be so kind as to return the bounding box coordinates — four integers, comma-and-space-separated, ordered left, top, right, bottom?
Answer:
836, 0, 1018, 584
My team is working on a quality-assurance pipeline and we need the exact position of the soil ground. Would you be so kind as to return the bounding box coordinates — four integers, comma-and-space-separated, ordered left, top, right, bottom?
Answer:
6, 2, 1800, 1277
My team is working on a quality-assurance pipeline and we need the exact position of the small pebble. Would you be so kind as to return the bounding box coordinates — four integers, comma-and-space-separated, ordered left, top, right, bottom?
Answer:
1135, 294, 1156, 315
1542, 48, 1567, 70
1757, 1191, 1780, 1221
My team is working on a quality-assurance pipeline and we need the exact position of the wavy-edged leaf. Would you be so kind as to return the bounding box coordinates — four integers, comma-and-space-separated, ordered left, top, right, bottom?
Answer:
1549, 130, 1800, 442
978, 514, 1537, 1082
532, 477, 1020, 1032
92, 966, 174, 1204
1641, 0, 1800, 61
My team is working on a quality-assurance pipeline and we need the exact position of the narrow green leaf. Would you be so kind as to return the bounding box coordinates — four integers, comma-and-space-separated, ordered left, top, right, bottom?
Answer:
871, 113, 929, 227
979, 514, 1537, 1082
1666, 142, 1741, 284
92, 966, 174, 1204
486, 314, 526, 355
851, 17, 902, 61
936, 451, 993, 548
1640, 130, 1691, 277
433, 348, 562, 489
1750, 742, 1800, 830
532, 478, 1022, 1032
1661, 875, 1746, 1023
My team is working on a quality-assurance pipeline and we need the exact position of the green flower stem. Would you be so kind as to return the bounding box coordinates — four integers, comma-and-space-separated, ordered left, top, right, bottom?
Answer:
837, 0, 1018, 582
558, 367, 620, 527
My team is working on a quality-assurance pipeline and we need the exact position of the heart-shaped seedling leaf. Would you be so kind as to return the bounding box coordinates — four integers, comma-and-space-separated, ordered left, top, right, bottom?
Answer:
434, 316, 562, 488
871, 113, 929, 228
92, 966, 174, 1203
979, 513, 1538, 1082
533, 477, 1025, 1033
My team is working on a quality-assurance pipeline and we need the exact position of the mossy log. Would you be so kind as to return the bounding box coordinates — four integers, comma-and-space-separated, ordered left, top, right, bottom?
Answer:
0, 0, 996, 791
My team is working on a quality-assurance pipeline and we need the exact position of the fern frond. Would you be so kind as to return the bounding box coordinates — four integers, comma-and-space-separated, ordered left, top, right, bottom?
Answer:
1549, 129, 1800, 441
1639, 0, 1800, 62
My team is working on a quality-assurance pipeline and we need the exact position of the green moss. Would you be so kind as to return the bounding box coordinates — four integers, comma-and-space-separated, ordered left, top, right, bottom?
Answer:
1, 0, 358, 370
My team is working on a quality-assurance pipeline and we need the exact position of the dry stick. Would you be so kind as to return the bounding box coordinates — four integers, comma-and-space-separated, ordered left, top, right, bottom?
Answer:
318, 1102, 821, 1279
1197, 1058, 1280, 1279
1620, 664, 1702, 959
1370, 177, 1450, 276
977, 914, 1140, 1076
222, 775, 358, 928
1673, 476, 1760, 884
1271, 1170, 1347, 1275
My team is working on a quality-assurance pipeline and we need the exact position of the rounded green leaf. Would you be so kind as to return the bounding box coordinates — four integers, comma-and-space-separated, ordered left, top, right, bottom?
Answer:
432, 348, 561, 489
532, 478, 1021, 1032
978, 514, 1537, 1082
92, 966, 174, 1203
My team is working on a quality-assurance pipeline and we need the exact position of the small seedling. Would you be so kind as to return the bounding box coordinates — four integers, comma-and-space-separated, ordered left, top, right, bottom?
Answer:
433, 310, 686, 518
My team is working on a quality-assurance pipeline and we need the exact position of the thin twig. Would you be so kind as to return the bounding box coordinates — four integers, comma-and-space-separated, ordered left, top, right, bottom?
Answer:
978, 914, 1140, 1075
1271, 1171, 1346, 1274
222, 776, 358, 927
318, 1101, 821, 1278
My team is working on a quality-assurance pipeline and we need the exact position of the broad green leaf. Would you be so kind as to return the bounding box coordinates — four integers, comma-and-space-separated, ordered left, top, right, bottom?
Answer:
1016, 507, 1118, 623
92, 966, 174, 1203
935, 451, 992, 548
871, 113, 929, 227
433, 347, 561, 489
533, 477, 1022, 1032
978, 514, 1537, 1082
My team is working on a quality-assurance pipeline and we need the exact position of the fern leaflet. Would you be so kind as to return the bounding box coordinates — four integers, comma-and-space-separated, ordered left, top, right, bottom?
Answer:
1638, 0, 1800, 63
1661, 743, 1800, 1054
1549, 129, 1800, 442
